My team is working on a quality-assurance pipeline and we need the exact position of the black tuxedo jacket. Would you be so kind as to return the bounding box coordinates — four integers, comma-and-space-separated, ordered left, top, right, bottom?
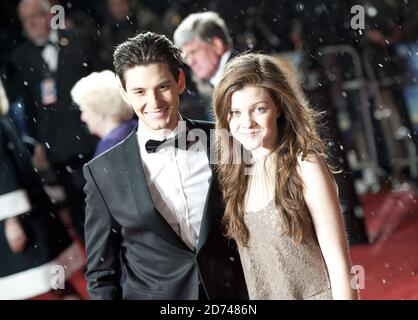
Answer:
83, 118, 248, 300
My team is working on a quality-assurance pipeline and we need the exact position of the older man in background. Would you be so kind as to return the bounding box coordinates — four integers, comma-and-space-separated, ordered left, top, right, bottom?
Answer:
174, 11, 234, 120
4, 0, 103, 240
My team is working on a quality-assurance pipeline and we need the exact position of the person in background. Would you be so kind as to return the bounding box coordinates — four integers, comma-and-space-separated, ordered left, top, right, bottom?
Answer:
71, 70, 136, 157
4, 0, 102, 240
0, 81, 85, 300
101, 0, 165, 68
173, 11, 234, 120
174, 11, 233, 89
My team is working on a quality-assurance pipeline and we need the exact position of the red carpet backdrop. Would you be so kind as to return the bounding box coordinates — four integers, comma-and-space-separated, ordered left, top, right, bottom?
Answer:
351, 189, 418, 300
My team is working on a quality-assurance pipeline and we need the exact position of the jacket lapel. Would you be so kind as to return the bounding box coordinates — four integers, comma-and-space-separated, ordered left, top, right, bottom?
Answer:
121, 129, 191, 251
196, 167, 221, 253
181, 117, 220, 253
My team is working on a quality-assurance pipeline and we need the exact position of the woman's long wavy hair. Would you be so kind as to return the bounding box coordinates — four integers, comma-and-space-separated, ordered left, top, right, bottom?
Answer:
213, 53, 331, 247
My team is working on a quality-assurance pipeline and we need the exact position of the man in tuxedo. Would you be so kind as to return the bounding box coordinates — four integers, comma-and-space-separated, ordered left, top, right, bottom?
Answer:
83, 31, 248, 300
173, 11, 234, 120
4, 0, 101, 239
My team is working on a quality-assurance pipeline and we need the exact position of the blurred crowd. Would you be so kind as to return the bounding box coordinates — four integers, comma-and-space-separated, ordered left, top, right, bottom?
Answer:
1, 0, 418, 299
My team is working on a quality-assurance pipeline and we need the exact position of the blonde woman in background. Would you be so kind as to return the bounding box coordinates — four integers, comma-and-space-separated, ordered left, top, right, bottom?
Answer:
213, 53, 358, 300
71, 70, 136, 157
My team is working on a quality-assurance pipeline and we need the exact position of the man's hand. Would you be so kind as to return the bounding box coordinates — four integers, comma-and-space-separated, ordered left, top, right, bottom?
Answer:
32, 143, 49, 169
5, 217, 28, 253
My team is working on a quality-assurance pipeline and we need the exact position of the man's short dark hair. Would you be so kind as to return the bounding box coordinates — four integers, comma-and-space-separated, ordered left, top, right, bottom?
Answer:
114, 32, 183, 89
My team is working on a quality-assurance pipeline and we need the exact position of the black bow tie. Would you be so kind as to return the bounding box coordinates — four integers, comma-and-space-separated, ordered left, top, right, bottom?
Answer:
145, 134, 196, 153
35, 40, 58, 49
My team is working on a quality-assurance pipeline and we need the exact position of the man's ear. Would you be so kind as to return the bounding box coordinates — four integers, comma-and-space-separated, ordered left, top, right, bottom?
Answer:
211, 37, 227, 56
119, 82, 130, 105
177, 69, 186, 95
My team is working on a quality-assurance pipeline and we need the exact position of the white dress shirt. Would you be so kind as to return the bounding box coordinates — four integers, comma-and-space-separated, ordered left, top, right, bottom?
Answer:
35, 30, 59, 72
137, 120, 212, 250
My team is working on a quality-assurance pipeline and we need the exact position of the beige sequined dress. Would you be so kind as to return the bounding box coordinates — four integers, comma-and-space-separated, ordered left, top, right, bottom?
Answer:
238, 152, 332, 300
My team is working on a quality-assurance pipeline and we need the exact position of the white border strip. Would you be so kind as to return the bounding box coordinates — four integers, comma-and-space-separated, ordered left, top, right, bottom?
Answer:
0, 241, 85, 300
0, 189, 31, 221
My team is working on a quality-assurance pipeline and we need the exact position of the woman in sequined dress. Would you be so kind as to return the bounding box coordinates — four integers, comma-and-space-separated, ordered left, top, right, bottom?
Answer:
213, 53, 358, 300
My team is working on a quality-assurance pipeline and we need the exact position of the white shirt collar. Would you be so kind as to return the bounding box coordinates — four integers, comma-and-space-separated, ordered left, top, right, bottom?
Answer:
49, 30, 59, 45
33, 29, 59, 46
209, 50, 232, 87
